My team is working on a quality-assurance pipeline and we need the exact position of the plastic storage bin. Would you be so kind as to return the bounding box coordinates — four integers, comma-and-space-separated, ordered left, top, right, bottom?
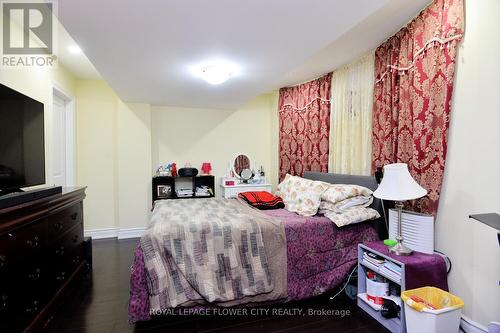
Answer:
401, 287, 464, 333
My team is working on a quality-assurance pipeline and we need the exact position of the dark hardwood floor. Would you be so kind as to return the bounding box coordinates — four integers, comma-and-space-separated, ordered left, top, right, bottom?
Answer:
44, 238, 389, 333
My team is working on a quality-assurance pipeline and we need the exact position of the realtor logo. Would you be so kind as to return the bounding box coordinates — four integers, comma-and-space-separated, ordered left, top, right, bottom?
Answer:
1, 0, 57, 67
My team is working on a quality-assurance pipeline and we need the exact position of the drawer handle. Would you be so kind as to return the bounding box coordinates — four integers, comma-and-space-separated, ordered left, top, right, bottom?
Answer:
55, 246, 65, 257
71, 212, 78, 220
25, 300, 39, 314
26, 236, 40, 248
28, 268, 41, 281
0, 255, 6, 269
0, 295, 8, 312
56, 271, 66, 282
53, 222, 64, 231
71, 234, 79, 243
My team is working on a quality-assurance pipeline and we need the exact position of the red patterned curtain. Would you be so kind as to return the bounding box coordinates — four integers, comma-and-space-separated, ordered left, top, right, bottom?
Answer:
372, 0, 464, 215
279, 73, 332, 181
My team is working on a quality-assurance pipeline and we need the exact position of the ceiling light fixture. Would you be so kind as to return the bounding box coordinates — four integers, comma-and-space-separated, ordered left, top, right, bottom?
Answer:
68, 45, 82, 54
200, 64, 232, 85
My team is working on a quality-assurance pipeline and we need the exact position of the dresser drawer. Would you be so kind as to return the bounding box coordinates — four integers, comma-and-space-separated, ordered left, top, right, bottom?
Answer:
48, 203, 83, 240
0, 252, 50, 307
0, 187, 87, 333
20, 260, 50, 292
51, 245, 84, 287
0, 291, 22, 333
49, 223, 83, 262
48, 223, 84, 289
0, 218, 48, 269
0, 255, 48, 289
0, 290, 14, 320
0, 286, 48, 332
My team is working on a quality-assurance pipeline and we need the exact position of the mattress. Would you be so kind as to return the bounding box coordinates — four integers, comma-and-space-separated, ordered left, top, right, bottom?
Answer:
128, 208, 378, 322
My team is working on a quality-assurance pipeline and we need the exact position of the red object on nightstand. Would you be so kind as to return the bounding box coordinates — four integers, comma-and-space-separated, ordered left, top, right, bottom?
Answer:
171, 163, 177, 177
201, 162, 212, 175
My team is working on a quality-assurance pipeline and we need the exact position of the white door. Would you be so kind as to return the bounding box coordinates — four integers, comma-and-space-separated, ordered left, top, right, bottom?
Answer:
52, 94, 67, 186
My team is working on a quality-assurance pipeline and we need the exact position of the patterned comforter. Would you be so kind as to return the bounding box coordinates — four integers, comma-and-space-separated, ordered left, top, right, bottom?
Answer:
141, 199, 286, 310
129, 206, 378, 322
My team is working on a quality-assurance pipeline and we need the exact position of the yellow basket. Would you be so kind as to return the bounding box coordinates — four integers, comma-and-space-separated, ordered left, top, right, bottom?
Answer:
401, 287, 464, 313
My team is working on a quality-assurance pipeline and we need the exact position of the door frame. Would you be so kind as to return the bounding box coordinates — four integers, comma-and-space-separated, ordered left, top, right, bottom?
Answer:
52, 83, 76, 186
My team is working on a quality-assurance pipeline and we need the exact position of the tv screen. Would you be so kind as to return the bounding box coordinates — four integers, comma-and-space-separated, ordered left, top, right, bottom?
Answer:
0, 84, 45, 191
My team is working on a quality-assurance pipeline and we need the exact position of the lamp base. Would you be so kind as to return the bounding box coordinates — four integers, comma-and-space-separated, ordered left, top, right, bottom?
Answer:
389, 242, 413, 256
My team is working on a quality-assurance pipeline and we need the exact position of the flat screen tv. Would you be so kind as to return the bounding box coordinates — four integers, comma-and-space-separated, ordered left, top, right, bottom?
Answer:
0, 84, 45, 193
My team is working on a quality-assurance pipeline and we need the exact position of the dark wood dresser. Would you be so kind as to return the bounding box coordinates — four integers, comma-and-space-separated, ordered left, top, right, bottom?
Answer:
0, 187, 89, 332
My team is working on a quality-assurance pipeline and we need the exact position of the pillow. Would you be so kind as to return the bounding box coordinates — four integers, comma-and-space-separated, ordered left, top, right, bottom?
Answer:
323, 207, 380, 228
321, 184, 373, 204
319, 195, 373, 213
276, 174, 329, 216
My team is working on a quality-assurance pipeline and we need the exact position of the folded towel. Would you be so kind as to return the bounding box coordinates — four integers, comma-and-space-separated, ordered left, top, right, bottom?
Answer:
238, 191, 285, 210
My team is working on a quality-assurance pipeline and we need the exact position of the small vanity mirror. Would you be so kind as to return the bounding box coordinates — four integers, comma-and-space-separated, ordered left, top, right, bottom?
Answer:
233, 154, 252, 181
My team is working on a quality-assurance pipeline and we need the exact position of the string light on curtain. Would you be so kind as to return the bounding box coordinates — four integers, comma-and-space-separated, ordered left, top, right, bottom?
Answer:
278, 73, 332, 181
279, 97, 331, 113
375, 35, 462, 84
371, 0, 464, 215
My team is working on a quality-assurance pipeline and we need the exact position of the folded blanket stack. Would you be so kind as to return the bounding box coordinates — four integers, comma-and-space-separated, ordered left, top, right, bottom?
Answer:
238, 191, 285, 210
318, 184, 380, 227
276, 174, 380, 228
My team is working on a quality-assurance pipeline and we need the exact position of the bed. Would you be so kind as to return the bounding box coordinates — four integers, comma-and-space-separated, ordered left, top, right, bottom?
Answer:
128, 172, 382, 323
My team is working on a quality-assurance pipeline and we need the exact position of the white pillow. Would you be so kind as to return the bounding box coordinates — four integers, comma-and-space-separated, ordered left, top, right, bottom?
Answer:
276, 174, 329, 216
321, 184, 373, 204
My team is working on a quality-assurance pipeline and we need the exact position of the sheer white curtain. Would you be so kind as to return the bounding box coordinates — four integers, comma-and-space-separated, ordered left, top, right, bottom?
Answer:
329, 52, 375, 175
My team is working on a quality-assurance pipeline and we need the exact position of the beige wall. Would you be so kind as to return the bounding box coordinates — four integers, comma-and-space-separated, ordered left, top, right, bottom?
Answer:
77, 90, 276, 231
75, 80, 119, 230
436, 0, 500, 326
79, 91, 276, 231
116, 102, 152, 229
151, 94, 277, 193
76, 81, 153, 231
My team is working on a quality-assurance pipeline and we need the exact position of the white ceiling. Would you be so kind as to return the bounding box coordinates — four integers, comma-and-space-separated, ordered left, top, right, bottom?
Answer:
57, 0, 430, 109
56, 24, 102, 80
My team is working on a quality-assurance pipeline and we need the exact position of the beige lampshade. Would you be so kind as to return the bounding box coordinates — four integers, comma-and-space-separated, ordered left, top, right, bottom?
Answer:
373, 163, 427, 201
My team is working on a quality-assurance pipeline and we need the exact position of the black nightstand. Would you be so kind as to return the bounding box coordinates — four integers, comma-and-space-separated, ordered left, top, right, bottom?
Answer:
152, 175, 215, 202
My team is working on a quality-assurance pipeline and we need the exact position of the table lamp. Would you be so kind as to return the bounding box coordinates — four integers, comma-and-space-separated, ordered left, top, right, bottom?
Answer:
201, 162, 212, 175
373, 163, 427, 256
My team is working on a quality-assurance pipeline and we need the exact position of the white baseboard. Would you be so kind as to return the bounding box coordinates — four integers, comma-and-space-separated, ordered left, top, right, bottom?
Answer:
84, 228, 118, 239
84, 227, 145, 240
461, 315, 488, 333
117, 227, 146, 239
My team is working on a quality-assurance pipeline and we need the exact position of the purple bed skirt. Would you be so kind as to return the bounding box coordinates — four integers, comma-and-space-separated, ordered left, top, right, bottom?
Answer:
128, 209, 378, 322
